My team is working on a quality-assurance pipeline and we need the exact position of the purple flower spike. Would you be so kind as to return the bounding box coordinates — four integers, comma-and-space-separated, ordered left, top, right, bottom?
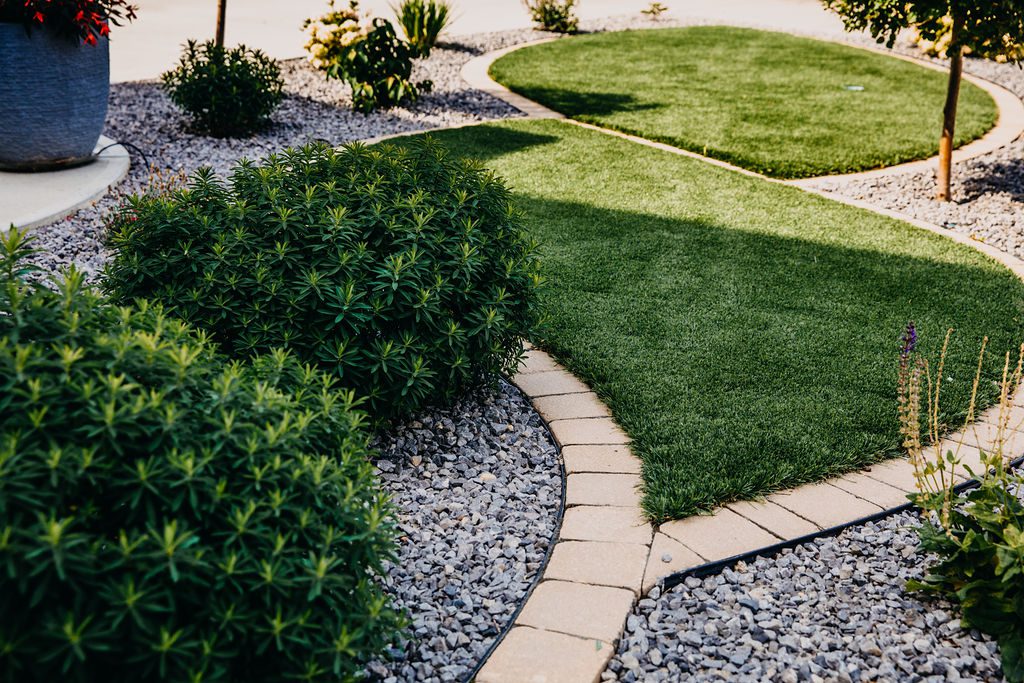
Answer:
900, 321, 917, 359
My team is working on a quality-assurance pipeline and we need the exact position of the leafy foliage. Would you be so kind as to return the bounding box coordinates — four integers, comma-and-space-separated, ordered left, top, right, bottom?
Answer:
523, 0, 578, 34
821, 0, 1024, 61
304, 1, 428, 113
0, 228, 402, 682
162, 40, 284, 138
393, 0, 451, 57
102, 140, 544, 422
899, 327, 1024, 682
911, 481, 1024, 682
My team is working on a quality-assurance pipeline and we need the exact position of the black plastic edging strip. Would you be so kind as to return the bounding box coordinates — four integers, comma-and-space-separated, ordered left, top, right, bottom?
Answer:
660, 453, 1024, 593
463, 378, 568, 683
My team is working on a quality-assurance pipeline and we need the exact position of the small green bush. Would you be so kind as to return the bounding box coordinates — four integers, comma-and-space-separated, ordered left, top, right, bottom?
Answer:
103, 140, 544, 421
393, 0, 452, 57
524, 0, 579, 33
304, 2, 428, 113
162, 40, 284, 137
0, 228, 402, 682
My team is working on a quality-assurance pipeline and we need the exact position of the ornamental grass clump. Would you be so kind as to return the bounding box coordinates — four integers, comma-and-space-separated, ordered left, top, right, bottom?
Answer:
0, 228, 402, 682
899, 323, 1024, 682
393, 0, 451, 57
103, 139, 544, 421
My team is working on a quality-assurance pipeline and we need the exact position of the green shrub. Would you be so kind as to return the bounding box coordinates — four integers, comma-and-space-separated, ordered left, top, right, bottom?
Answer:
393, 0, 452, 57
0, 228, 402, 682
102, 140, 544, 421
304, 1, 428, 113
162, 40, 284, 137
899, 325, 1024, 682
524, 0, 579, 33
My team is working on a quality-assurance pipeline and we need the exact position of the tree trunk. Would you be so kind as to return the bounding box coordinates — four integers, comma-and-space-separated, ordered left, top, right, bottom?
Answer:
215, 0, 227, 47
936, 37, 963, 202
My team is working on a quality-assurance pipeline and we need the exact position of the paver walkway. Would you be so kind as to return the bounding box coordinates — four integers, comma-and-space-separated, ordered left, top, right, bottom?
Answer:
467, 36, 1024, 683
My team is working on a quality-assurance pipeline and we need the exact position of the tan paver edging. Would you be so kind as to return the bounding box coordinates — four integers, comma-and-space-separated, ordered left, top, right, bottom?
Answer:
481, 351, 1023, 683
474, 347, 655, 683
460, 35, 1024, 187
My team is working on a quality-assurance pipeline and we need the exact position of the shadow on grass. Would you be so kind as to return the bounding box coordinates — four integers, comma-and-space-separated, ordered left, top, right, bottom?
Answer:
507, 85, 662, 118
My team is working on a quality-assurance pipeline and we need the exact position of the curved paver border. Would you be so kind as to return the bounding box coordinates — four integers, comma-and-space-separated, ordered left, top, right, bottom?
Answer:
0, 136, 131, 231
463, 31, 1024, 683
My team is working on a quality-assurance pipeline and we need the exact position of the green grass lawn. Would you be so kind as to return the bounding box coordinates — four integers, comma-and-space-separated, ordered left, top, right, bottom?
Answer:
403, 119, 1024, 522
489, 27, 998, 179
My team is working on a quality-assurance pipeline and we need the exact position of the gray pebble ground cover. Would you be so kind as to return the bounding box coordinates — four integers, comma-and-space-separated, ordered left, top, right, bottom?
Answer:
369, 381, 560, 683
606, 507, 1005, 682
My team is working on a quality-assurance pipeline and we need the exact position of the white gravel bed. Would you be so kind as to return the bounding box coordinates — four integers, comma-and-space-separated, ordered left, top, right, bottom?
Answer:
605, 507, 1005, 683
369, 381, 561, 683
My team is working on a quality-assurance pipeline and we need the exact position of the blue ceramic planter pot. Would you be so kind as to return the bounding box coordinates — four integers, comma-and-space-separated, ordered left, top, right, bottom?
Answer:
0, 23, 109, 171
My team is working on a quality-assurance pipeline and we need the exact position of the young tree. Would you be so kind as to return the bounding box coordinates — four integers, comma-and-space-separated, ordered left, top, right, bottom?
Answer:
215, 0, 227, 47
822, 1, 1024, 201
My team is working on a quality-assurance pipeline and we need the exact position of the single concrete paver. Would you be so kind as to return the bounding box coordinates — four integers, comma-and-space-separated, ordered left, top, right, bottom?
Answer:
519, 349, 562, 375
642, 532, 704, 592
475, 626, 613, 683
659, 507, 780, 561
549, 418, 630, 446
565, 473, 642, 508
516, 581, 636, 642
514, 370, 592, 398
958, 422, 1024, 460
560, 505, 652, 545
533, 392, 612, 422
562, 445, 641, 475
544, 541, 648, 594
861, 458, 918, 492
727, 499, 820, 538
830, 473, 911, 509
768, 483, 882, 528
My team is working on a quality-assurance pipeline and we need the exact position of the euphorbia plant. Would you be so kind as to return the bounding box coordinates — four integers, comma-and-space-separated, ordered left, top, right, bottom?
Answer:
0, 0, 137, 44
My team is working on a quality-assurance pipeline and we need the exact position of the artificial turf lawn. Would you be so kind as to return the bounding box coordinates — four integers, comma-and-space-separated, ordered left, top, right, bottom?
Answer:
489, 26, 998, 179
409, 119, 1024, 522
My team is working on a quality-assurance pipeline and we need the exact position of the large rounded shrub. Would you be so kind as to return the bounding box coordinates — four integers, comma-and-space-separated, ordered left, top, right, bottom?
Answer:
103, 139, 544, 420
0, 230, 401, 682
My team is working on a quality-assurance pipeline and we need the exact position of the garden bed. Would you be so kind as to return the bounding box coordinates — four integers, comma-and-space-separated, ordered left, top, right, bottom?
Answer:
605, 502, 1011, 682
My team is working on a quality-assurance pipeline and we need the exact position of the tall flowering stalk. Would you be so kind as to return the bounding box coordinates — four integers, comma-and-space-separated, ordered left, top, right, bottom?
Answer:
899, 324, 1024, 681
0, 0, 138, 44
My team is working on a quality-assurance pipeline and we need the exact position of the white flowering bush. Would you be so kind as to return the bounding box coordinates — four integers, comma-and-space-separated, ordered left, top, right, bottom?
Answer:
303, 0, 428, 112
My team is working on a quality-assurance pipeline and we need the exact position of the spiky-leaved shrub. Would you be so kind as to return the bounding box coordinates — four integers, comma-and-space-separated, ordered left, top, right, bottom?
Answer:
0, 228, 402, 682
103, 140, 544, 421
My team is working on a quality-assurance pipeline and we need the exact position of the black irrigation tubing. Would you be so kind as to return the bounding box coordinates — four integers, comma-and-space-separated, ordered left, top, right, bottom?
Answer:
93, 140, 152, 173
660, 452, 1024, 593
462, 377, 568, 683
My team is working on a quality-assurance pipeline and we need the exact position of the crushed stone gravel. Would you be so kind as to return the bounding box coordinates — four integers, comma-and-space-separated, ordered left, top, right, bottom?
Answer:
605, 506, 1006, 683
